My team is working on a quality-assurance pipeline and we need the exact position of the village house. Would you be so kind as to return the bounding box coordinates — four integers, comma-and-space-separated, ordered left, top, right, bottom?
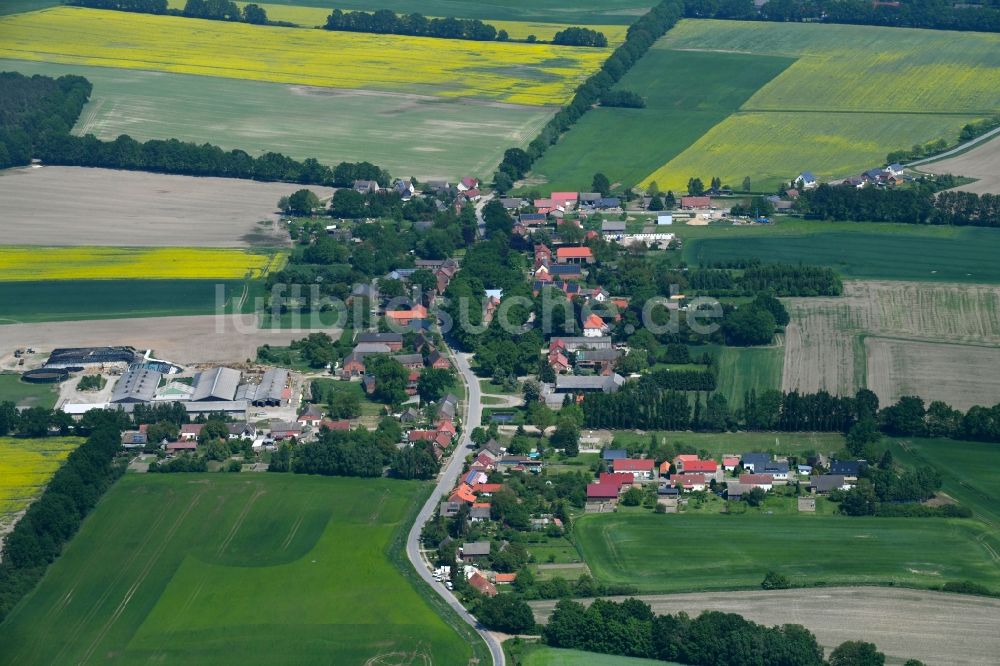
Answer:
165, 441, 198, 455
669, 473, 709, 492
739, 473, 774, 491
297, 404, 323, 428
809, 475, 850, 494
830, 460, 866, 479
468, 571, 497, 597
583, 313, 608, 338
556, 246, 594, 265
680, 195, 712, 209
740, 453, 771, 474
612, 458, 657, 482
179, 423, 204, 441
460, 541, 491, 563
355, 331, 403, 351
353, 179, 380, 195
722, 456, 740, 472
796, 171, 818, 189
270, 421, 302, 440
586, 482, 622, 505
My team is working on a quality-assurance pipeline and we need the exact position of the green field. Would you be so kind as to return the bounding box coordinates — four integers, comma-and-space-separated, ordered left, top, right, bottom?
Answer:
2, 59, 552, 181
711, 345, 784, 406
525, 49, 793, 192
888, 437, 1000, 526
610, 430, 845, 458
0, 279, 251, 323
0, 373, 58, 408
0, 474, 482, 664
682, 222, 1000, 283
519, 644, 680, 666
0, 0, 58, 15
575, 513, 1000, 593
261, 0, 652, 24
612, 19, 1000, 191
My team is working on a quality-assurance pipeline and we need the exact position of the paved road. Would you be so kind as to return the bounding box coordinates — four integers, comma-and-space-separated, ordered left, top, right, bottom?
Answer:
404, 347, 505, 666
474, 193, 492, 238
907, 125, 1000, 167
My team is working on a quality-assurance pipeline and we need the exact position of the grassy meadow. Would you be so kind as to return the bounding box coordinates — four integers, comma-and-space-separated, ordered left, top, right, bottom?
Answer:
0, 279, 251, 323
680, 221, 1000, 283
0, 7, 607, 105
0, 475, 482, 664
0, 373, 58, 408
518, 645, 681, 666
587, 19, 1000, 191
0, 436, 81, 517
711, 345, 784, 406
0, 247, 283, 281
575, 513, 1000, 594
609, 430, 846, 458
888, 437, 1000, 526
526, 49, 792, 191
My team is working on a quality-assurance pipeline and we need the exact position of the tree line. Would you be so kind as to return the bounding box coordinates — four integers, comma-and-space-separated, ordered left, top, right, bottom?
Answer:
492, 0, 684, 192
799, 182, 1000, 227
325, 9, 503, 41
69, 0, 273, 25
541, 597, 917, 666
684, 0, 1000, 34
0, 71, 394, 188
0, 412, 125, 621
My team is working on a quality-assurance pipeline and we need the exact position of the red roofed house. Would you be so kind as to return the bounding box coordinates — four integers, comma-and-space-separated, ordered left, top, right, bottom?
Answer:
434, 430, 453, 448
723, 456, 740, 472
494, 572, 517, 585
165, 441, 198, 454
556, 246, 594, 265
739, 474, 774, 491
612, 458, 657, 481
680, 196, 712, 209
471, 483, 503, 495
458, 176, 479, 191
320, 418, 351, 431
436, 419, 456, 435
669, 473, 709, 492
679, 459, 718, 475
449, 484, 477, 504
583, 313, 607, 338
550, 192, 578, 208
535, 244, 553, 266
534, 198, 556, 214
408, 429, 436, 442
587, 482, 622, 504
548, 350, 570, 374
468, 571, 497, 597
599, 472, 634, 488
386, 303, 428, 327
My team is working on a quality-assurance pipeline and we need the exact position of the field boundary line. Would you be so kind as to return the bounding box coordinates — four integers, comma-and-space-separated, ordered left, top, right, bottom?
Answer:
215, 487, 265, 557
77, 486, 208, 665
280, 513, 304, 551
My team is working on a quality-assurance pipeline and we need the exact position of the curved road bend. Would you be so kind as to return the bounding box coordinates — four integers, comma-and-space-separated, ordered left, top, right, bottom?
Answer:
404, 347, 505, 666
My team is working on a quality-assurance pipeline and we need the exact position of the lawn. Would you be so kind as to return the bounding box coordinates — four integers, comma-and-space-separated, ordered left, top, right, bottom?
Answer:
0, 373, 58, 408
711, 345, 784, 407
609, 431, 846, 458
636, 19, 1000, 190
257, 0, 652, 24
310, 378, 387, 418
0, 436, 81, 517
1, 59, 552, 181
683, 224, 1000, 283
0, 474, 482, 664
0, 8, 607, 106
887, 437, 1000, 526
575, 513, 1000, 593
0, 279, 251, 323
518, 644, 679, 666
526, 49, 793, 192
0, 246, 282, 281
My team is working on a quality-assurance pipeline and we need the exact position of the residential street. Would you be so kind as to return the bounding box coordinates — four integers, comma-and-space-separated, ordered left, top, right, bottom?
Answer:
404, 347, 505, 666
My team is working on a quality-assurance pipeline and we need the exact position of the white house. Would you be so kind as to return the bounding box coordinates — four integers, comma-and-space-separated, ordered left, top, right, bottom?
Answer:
796, 172, 818, 189
583, 314, 608, 338
657, 214, 673, 226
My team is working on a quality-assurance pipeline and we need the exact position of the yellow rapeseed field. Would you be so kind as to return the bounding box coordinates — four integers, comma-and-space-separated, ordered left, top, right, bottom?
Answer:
0, 437, 81, 517
0, 7, 608, 105
642, 111, 982, 192
164, 1, 630, 44
0, 247, 285, 281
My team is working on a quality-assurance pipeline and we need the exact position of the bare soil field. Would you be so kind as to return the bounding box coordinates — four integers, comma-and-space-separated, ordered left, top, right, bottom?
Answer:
782, 280, 1000, 398
0, 315, 335, 364
530, 588, 1000, 665
921, 134, 1000, 195
0, 166, 332, 247
866, 337, 1000, 411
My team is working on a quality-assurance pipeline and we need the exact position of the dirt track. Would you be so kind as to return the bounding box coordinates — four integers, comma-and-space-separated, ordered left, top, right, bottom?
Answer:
921, 135, 1000, 195
0, 166, 333, 247
0, 315, 336, 364
530, 588, 1000, 665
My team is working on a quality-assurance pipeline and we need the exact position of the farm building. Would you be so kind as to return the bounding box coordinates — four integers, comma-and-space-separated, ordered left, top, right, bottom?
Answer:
110, 366, 162, 404
246, 367, 288, 406
555, 247, 594, 264
680, 196, 711, 209
46, 346, 140, 369
191, 367, 241, 402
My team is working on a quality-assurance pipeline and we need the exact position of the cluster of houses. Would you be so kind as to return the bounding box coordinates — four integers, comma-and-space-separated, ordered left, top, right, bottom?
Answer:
586, 449, 866, 511
339, 331, 452, 396
351, 176, 482, 212
401, 393, 460, 461
795, 163, 908, 192
353, 257, 460, 317
441, 438, 544, 517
